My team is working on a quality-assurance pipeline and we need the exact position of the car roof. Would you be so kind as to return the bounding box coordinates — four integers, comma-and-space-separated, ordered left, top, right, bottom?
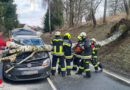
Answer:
11, 28, 37, 36
14, 35, 41, 40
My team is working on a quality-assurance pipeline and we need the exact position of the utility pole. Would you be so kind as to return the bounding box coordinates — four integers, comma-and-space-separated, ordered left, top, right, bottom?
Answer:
48, 0, 51, 34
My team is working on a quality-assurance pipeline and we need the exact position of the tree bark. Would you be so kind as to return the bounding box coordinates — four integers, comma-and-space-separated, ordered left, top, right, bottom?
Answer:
103, 0, 107, 24
91, 0, 96, 27
123, 0, 129, 17
48, 0, 51, 34
69, 0, 74, 27
114, 0, 118, 15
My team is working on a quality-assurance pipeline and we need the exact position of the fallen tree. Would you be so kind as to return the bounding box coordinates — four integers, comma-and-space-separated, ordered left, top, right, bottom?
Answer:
96, 18, 130, 46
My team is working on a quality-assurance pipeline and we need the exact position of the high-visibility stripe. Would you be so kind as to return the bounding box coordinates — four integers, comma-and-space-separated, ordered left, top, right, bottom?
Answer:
61, 68, 66, 71
63, 43, 71, 47
73, 65, 77, 67
94, 56, 97, 58
52, 67, 56, 70
60, 46, 62, 52
67, 66, 71, 69
57, 58, 60, 63
74, 54, 81, 58
92, 51, 95, 54
94, 62, 100, 67
79, 66, 84, 69
65, 56, 73, 59
85, 61, 89, 63
51, 52, 64, 55
53, 39, 63, 41
85, 69, 90, 71
81, 55, 92, 59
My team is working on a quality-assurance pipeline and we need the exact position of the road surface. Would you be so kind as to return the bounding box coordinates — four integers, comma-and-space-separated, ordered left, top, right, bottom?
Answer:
0, 62, 130, 90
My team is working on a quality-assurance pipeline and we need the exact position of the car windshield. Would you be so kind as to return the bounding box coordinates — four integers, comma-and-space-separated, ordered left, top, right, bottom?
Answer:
12, 29, 37, 36
14, 38, 43, 46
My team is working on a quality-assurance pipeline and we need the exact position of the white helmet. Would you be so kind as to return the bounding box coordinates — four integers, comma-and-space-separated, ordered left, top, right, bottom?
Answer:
91, 38, 96, 42
80, 32, 87, 37
55, 31, 61, 36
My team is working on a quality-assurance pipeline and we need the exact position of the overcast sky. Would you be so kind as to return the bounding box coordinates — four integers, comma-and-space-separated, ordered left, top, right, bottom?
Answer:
14, 0, 47, 27
14, 0, 104, 28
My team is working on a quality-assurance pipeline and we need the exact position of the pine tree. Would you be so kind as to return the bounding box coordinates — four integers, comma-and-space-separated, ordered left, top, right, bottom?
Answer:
43, 0, 64, 32
0, 0, 18, 32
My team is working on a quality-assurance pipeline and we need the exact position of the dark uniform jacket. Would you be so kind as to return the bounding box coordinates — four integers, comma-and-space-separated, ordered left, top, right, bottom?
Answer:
91, 42, 97, 56
51, 36, 64, 56
81, 37, 92, 56
63, 36, 72, 56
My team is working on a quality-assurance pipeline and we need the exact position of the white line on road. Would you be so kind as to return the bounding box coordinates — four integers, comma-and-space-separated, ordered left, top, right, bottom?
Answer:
90, 64, 130, 85
103, 69, 130, 85
47, 78, 57, 90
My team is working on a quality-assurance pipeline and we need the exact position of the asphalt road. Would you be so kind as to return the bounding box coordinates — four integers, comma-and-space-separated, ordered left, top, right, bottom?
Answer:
0, 62, 130, 90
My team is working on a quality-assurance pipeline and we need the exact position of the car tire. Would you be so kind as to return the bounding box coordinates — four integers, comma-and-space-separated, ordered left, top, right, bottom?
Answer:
0, 62, 3, 80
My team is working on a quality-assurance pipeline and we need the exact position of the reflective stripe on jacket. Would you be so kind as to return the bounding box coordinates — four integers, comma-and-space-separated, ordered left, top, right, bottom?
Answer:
51, 36, 64, 56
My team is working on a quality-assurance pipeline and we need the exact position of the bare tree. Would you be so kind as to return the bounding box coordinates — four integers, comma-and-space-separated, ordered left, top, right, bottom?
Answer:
103, 0, 107, 24
48, 0, 51, 34
69, 0, 74, 27
108, 0, 124, 15
123, 0, 129, 17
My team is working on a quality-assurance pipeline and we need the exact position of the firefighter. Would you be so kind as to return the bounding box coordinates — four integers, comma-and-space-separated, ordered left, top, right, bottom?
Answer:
78, 32, 92, 78
63, 33, 72, 75
72, 35, 82, 71
51, 31, 66, 77
91, 38, 103, 72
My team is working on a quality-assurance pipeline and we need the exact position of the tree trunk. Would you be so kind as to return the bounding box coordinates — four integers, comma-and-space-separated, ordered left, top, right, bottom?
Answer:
48, 0, 51, 34
123, 0, 129, 17
91, 0, 96, 27
114, 0, 118, 15
92, 9, 96, 27
69, 0, 74, 27
77, 0, 82, 24
103, 0, 107, 24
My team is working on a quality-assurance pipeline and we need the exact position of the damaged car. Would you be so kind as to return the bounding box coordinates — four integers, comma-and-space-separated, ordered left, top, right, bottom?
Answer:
2, 29, 51, 81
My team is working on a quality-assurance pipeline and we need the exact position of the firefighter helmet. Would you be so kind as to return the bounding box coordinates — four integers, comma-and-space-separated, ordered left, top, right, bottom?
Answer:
91, 38, 96, 42
64, 33, 71, 39
55, 31, 61, 36
80, 32, 87, 37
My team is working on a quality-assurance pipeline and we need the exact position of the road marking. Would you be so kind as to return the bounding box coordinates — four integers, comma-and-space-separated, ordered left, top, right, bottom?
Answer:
103, 69, 130, 84
90, 64, 130, 85
47, 78, 57, 90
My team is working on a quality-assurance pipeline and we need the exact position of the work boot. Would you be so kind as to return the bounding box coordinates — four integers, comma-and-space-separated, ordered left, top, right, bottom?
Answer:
99, 63, 103, 72
62, 72, 66, 77
95, 67, 98, 73
58, 68, 61, 75
72, 67, 77, 71
51, 70, 55, 76
76, 70, 83, 75
85, 71, 91, 78
67, 69, 71, 76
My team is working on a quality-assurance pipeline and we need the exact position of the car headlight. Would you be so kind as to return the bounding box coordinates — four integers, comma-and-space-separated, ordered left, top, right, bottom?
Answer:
42, 58, 50, 67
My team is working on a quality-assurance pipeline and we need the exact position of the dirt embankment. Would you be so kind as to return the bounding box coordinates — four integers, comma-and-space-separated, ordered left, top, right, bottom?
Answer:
98, 33, 130, 78
42, 24, 113, 44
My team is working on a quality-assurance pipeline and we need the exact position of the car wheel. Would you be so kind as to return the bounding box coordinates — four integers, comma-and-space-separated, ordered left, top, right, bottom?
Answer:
0, 62, 3, 80
2, 61, 10, 82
